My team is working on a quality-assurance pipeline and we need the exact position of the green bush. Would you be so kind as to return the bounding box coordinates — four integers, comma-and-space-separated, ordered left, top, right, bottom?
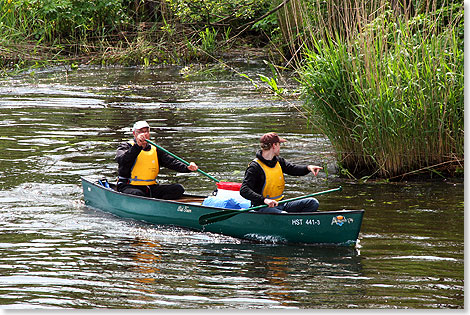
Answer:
0, 0, 277, 68
1, 0, 128, 42
166, 0, 272, 28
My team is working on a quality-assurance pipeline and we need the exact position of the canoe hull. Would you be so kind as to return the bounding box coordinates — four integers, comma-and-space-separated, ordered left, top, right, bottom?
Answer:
81, 177, 364, 245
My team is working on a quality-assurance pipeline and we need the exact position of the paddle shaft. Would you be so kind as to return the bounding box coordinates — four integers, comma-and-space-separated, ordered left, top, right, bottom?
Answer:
199, 186, 342, 225
146, 139, 220, 183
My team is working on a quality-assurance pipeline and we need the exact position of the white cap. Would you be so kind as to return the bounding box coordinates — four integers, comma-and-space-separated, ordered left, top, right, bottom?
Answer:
132, 120, 150, 131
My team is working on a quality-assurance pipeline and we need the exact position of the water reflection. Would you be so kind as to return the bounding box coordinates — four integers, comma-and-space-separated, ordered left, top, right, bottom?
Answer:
191, 243, 363, 308
110, 230, 365, 308
130, 239, 163, 284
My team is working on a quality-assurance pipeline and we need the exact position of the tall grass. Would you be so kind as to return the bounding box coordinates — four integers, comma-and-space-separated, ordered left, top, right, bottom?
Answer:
296, 1, 463, 179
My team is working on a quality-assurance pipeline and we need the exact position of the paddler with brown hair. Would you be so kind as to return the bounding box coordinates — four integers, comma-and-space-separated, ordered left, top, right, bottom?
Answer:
240, 132, 322, 213
115, 120, 198, 199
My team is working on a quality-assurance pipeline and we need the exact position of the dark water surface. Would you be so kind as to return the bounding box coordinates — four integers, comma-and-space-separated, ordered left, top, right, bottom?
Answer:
0, 65, 464, 309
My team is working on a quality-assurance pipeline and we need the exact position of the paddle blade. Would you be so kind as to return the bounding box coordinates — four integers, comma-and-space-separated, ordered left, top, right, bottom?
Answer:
199, 210, 245, 225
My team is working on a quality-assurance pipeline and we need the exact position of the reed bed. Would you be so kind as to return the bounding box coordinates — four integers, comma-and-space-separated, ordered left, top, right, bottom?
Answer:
295, 0, 463, 179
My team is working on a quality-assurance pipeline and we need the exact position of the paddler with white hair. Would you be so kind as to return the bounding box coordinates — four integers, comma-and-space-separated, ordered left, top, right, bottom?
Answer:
115, 120, 198, 199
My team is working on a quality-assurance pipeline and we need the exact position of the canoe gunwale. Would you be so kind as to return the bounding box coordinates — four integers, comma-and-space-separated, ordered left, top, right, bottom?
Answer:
81, 177, 364, 216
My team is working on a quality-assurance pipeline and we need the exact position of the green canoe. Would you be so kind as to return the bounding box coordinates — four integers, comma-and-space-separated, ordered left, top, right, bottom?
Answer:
81, 177, 364, 246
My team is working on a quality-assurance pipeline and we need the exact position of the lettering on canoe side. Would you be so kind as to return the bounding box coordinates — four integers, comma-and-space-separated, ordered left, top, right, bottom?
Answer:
331, 215, 354, 226
291, 219, 320, 226
177, 205, 192, 213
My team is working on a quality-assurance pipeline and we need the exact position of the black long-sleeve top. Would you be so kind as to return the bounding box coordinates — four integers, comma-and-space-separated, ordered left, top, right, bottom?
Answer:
240, 150, 310, 206
115, 140, 191, 182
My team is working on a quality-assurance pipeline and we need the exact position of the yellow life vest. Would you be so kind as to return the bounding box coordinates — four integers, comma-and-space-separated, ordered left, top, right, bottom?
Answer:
129, 141, 160, 185
254, 158, 285, 201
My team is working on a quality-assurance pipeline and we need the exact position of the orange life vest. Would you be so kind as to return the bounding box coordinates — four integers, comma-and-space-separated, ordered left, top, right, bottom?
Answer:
253, 158, 285, 201
128, 141, 160, 185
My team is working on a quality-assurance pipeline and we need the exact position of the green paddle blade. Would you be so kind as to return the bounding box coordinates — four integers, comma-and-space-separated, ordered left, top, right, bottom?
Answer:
199, 209, 247, 225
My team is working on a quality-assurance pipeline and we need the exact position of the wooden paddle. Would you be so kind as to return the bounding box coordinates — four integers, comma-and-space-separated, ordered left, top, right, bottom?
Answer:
198, 186, 342, 225
145, 139, 220, 183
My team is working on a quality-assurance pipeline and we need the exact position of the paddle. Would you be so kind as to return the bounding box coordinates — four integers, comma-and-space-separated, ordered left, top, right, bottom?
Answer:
199, 186, 342, 225
145, 139, 220, 183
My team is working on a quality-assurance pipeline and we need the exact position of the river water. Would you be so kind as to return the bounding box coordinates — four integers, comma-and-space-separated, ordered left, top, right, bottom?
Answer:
0, 65, 464, 309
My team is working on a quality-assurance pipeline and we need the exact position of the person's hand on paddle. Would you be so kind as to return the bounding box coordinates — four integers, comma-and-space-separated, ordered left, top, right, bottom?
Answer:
134, 127, 150, 148
187, 162, 198, 171
264, 198, 278, 208
135, 133, 149, 147
307, 165, 323, 176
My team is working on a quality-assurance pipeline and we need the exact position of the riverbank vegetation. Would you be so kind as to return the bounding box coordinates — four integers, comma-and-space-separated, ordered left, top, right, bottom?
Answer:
294, 0, 463, 179
0, 0, 279, 70
0, 0, 464, 180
